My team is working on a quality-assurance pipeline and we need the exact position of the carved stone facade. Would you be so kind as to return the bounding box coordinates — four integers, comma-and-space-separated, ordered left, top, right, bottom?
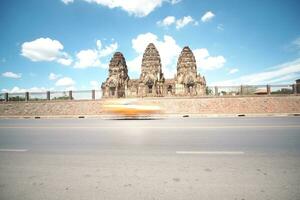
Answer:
175, 46, 206, 96
102, 43, 206, 98
138, 43, 165, 97
101, 52, 129, 98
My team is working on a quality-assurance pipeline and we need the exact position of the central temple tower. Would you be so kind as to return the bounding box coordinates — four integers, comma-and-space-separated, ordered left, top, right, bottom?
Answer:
138, 43, 165, 96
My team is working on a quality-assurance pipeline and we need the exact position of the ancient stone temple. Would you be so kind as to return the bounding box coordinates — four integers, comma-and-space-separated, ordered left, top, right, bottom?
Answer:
138, 43, 165, 97
174, 46, 206, 95
101, 52, 129, 98
101, 43, 206, 98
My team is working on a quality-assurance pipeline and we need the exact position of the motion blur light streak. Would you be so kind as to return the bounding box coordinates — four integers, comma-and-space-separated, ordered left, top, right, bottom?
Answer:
102, 99, 162, 118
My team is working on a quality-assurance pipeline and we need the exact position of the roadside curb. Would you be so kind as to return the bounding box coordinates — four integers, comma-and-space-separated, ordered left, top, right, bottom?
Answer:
0, 113, 299, 119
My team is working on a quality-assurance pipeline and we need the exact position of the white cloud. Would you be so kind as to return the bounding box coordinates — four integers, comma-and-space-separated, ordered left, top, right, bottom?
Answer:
21, 37, 72, 66
158, 15, 197, 29
74, 49, 100, 68
228, 68, 239, 74
292, 37, 300, 51
266, 73, 300, 84
132, 33, 159, 54
127, 55, 143, 73
81, 0, 165, 17
170, 0, 181, 4
64, 0, 182, 17
61, 0, 74, 4
157, 16, 176, 27
292, 37, 300, 47
57, 53, 73, 66
129, 32, 227, 78
217, 24, 224, 31
194, 48, 226, 70
129, 32, 181, 78
65, 86, 77, 91
194, 48, 209, 58
96, 40, 102, 50
176, 16, 196, 29
212, 58, 300, 86
2, 71, 22, 79
2, 87, 26, 93
201, 11, 215, 22
48, 73, 61, 80
1, 86, 53, 93
285, 36, 300, 53
55, 77, 76, 87
74, 40, 117, 69
200, 56, 226, 70
90, 80, 101, 89
99, 42, 118, 57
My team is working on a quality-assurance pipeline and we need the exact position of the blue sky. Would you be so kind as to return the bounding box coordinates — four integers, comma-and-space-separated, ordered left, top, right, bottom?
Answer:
1, 0, 300, 92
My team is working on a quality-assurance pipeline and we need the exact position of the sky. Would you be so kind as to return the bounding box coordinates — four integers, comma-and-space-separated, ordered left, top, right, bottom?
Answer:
0, 0, 300, 93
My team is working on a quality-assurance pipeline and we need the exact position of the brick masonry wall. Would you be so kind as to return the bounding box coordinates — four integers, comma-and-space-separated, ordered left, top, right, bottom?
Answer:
0, 96, 299, 116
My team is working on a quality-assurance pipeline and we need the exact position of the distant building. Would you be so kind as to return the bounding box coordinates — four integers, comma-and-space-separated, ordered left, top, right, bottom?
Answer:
101, 43, 206, 98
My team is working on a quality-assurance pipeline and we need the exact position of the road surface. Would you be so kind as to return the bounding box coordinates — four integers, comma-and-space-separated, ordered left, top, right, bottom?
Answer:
0, 117, 300, 200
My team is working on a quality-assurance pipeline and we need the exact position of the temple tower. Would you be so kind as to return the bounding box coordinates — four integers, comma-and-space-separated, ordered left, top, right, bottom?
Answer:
101, 52, 129, 97
175, 46, 206, 95
139, 43, 164, 96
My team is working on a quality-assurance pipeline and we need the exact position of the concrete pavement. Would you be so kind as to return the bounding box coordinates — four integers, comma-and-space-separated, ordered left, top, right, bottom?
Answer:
0, 117, 300, 200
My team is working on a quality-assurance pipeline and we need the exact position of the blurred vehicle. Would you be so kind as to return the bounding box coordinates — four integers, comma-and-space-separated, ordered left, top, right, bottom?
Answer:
102, 99, 162, 118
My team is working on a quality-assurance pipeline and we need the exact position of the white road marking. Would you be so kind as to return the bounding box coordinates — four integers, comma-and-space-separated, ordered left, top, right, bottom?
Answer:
0, 149, 28, 152
176, 151, 245, 155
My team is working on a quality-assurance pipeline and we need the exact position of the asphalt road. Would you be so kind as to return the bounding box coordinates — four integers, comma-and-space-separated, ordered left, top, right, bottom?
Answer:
0, 117, 300, 200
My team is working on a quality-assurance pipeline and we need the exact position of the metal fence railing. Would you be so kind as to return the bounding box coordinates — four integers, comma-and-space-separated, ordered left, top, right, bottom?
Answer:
270, 85, 294, 95
0, 90, 102, 102
8, 93, 26, 101
0, 93, 5, 101
28, 92, 48, 101
72, 90, 97, 100
217, 86, 241, 96
241, 85, 264, 95
0, 83, 299, 102
50, 91, 70, 100
205, 86, 216, 96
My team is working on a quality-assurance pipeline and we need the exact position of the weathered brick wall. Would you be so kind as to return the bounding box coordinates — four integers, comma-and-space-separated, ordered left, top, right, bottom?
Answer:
0, 100, 106, 116
0, 96, 299, 117
153, 96, 300, 114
